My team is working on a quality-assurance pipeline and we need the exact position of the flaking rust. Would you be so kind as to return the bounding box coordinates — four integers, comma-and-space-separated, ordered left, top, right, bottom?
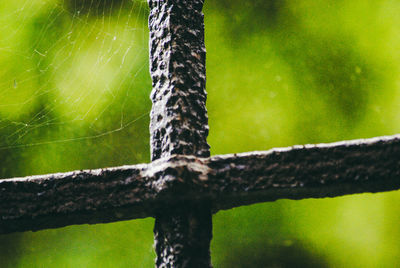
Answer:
148, 0, 213, 267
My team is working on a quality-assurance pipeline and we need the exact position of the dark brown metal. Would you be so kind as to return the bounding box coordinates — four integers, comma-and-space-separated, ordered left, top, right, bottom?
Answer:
1, 135, 400, 235
148, 0, 210, 161
0, 1, 400, 266
148, 0, 212, 266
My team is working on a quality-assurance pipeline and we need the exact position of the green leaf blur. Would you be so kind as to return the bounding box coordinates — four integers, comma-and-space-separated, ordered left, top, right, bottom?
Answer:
1, 0, 399, 267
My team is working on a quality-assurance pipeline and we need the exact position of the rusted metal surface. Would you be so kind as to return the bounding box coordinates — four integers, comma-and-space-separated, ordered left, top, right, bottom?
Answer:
149, 0, 209, 161
207, 134, 400, 210
1, 135, 399, 236
148, 0, 212, 266
1, 0, 400, 266
0, 160, 161, 234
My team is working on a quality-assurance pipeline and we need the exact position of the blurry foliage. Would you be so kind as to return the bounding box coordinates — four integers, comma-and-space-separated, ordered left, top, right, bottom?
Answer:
1, 0, 400, 267
64, 0, 126, 17
223, 240, 329, 268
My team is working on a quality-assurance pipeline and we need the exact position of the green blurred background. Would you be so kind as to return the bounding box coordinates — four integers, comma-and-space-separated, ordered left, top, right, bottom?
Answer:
1, 0, 400, 267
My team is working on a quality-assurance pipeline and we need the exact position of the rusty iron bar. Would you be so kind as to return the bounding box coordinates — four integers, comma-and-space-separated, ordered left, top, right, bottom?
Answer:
0, 0, 400, 266
148, 0, 212, 266
1, 135, 400, 236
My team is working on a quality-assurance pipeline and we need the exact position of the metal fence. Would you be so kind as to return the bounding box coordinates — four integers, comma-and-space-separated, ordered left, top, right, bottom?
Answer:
1, 1, 400, 267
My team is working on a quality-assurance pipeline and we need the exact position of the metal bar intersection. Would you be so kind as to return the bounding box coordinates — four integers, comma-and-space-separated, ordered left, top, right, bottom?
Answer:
1, 134, 400, 235
1, 0, 400, 266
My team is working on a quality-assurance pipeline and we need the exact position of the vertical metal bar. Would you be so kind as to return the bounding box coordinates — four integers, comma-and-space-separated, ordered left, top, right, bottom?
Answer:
148, 0, 212, 267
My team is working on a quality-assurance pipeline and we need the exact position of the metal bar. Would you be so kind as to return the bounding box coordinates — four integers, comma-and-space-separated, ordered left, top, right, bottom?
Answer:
207, 134, 400, 211
0, 160, 161, 234
1, 135, 399, 235
148, 0, 213, 266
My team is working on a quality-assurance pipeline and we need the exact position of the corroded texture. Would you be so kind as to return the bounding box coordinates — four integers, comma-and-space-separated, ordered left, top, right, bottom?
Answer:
153, 203, 212, 268
1, 135, 400, 234
206, 134, 400, 210
148, 0, 210, 161
0, 159, 168, 234
148, 0, 212, 266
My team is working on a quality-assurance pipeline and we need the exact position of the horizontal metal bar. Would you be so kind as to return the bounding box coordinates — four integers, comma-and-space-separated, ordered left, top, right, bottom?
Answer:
0, 163, 155, 234
206, 134, 400, 210
1, 134, 399, 234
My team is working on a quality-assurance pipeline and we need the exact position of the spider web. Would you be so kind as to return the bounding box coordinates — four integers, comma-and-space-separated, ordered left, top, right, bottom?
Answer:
0, 0, 151, 177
